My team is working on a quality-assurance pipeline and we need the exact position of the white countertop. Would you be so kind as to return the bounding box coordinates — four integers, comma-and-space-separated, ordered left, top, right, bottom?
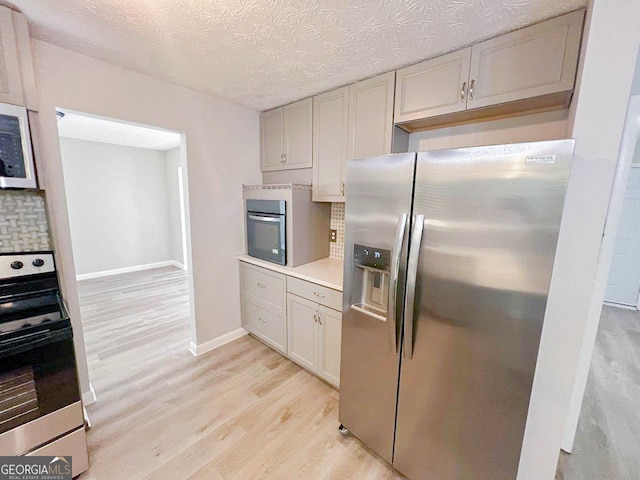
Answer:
238, 254, 344, 291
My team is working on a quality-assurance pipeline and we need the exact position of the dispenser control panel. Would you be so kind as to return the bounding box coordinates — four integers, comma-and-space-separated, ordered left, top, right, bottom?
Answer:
352, 244, 391, 318
353, 244, 390, 270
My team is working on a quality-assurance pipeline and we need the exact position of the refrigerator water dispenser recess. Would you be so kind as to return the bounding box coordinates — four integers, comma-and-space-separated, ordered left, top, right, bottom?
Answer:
350, 244, 391, 322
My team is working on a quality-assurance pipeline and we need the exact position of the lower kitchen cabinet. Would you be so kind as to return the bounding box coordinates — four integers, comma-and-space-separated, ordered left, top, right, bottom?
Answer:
287, 292, 342, 388
239, 260, 342, 388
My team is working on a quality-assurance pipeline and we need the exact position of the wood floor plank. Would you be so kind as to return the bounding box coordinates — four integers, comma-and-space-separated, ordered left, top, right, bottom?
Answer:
77, 267, 634, 479
78, 267, 401, 479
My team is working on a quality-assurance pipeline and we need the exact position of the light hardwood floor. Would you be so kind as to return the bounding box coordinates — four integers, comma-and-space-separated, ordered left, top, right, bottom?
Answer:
78, 267, 403, 479
77, 267, 638, 479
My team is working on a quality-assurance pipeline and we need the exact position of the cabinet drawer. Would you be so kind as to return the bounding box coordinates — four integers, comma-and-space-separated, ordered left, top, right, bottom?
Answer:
240, 262, 286, 312
287, 277, 342, 311
242, 298, 286, 353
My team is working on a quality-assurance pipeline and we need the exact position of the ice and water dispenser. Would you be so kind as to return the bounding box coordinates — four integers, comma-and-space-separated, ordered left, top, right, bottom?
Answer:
350, 244, 391, 321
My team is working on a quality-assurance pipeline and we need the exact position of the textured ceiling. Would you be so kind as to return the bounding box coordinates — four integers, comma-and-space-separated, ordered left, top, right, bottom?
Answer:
57, 110, 181, 151
11, 0, 586, 111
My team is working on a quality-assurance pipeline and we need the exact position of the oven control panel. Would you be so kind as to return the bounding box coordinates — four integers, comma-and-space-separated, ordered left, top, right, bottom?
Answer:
0, 253, 55, 279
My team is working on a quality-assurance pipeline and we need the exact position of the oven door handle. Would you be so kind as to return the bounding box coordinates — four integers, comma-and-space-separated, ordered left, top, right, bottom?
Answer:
248, 214, 283, 223
0, 327, 73, 360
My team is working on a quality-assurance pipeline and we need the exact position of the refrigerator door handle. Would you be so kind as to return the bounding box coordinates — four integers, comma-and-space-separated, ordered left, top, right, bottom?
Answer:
388, 213, 408, 353
403, 214, 424, 359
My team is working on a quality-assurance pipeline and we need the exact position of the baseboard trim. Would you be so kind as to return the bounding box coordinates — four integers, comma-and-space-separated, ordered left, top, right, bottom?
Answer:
603, 301, 637, 310
189, 328, 248, 357
82, 383, 97, 406
76, 261, 184, 281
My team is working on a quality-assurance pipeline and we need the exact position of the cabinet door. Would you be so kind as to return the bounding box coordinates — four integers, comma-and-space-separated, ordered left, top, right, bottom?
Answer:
287, 294, 318, 372
312, 87, 349, 202
283, 98, 313, 169
467, 9, 584, 110
395, 48, 472, 124
348, 72, 395, 161
318, 306, 342, 388
0, 8, 23, 106
260, 107, 284, 171
13, 12, 37, 110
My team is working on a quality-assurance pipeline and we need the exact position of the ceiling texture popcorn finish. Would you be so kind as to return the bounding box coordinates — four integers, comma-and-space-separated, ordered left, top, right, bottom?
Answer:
13, 0, 586, 111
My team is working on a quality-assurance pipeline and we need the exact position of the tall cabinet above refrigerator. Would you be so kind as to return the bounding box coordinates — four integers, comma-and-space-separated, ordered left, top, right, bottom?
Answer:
339, 140, 575, 480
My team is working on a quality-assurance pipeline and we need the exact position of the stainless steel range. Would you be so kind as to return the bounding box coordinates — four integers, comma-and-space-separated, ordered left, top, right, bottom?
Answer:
0, 252, 88, 477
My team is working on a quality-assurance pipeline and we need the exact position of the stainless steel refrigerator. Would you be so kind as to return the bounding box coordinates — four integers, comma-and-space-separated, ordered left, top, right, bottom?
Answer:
339, 140, 574, 480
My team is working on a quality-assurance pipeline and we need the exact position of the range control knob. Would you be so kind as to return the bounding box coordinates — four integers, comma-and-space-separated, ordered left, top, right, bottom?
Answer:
10, 261, 24, 270
32, 258, 45, 267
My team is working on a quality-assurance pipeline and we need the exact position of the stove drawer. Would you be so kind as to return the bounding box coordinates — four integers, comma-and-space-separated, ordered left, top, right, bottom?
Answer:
242, 298, 286, 354
26, 426, 88, 478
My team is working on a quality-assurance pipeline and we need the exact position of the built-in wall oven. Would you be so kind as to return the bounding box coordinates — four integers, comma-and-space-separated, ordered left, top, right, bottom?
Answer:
0, 252, 88, 477
246, 199, 286, 265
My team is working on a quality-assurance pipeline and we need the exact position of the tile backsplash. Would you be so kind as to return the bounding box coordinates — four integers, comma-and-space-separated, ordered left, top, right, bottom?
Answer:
330, 203, 345, 259
0, 191, 51, 252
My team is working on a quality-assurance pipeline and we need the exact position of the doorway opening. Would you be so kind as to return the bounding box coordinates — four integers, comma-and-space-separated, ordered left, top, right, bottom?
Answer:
55, 109, 194, 405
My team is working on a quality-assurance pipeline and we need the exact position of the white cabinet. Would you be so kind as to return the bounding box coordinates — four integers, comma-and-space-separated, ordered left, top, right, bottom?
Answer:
348, 71, 395, 162
287, 294, 317, 371
0, 8, 38, 109
239, 262, 287, 353
260, 98, 312, 172
286, 292, 342, 388
394, 48, 472, 124
260, 108, 284, 170
312, 86, 349, 202
394, 9, 584, 130
467, 10, 583, 110
239, 261, 342, 387
318, 305, 342, 386
313, 72, 395, 202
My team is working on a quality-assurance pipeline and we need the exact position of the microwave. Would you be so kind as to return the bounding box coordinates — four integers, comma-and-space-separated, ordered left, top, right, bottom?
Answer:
246, 199, 286, 265
0, 103, 36, 189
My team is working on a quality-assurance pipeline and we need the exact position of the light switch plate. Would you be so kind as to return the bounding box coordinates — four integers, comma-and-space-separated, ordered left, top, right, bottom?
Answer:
330, 229, 337, 242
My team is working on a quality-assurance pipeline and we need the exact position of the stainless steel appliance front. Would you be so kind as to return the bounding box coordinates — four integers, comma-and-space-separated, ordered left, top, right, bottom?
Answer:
339, 141, 575, 479
246, 199, 286, 265
0, 103, 37, 189
339, 153, 415, 463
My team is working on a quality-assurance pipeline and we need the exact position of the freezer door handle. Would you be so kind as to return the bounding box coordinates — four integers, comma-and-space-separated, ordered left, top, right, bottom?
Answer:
403, 214, 424, 359
388, 213, 408, 353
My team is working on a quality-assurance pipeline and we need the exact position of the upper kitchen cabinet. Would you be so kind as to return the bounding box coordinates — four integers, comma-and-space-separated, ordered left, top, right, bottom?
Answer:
0, 8, 38, 109
348, 72, 395, 162
312, 86, 349, 202
395, 9, 584, 131
260, 98, 312, 172
313, 72, 395, 202
467, 9, 584, 111
394, 48, 472, 124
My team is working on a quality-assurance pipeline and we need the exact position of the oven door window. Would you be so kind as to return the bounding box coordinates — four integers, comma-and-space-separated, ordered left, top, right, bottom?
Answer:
247, 213, 286, 265
0, 329, 79, 435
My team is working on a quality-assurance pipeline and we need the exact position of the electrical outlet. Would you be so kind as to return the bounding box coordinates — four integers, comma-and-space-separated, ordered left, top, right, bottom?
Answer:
330, 229, 337, 242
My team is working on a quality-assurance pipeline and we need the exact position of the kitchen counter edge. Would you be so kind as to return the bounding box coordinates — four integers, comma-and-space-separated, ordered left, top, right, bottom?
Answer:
237, 254, 343, 292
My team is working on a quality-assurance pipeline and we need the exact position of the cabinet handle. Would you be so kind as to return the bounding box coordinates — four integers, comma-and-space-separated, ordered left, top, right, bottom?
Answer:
257, 283, 265, 288
461, 81, 466, 101
313, 311, 318, 323
282, 153, 287, 164
469, 79, 475, 100
313, 292, 325, 298
341, 183, 345, 196
318, 312, 322, 326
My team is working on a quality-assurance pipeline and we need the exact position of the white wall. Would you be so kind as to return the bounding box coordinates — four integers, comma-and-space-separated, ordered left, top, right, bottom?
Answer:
31, 40, 261, 399
517, 1, 640, 479
164, 146, 185, 266
60, 137, 181, 275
